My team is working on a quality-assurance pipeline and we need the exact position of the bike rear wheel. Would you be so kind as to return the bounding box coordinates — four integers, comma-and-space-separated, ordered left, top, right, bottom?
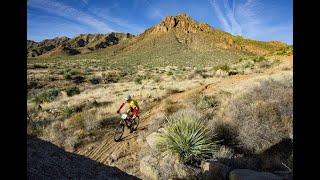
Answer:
114, 124, 124, 142
132, 116, 140, 131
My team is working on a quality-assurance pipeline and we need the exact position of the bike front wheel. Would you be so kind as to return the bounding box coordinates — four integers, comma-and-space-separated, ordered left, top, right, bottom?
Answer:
114, 124, 124, 142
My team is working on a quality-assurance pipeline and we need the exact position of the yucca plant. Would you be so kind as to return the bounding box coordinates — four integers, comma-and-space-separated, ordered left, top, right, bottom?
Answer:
157, 110, 219, 164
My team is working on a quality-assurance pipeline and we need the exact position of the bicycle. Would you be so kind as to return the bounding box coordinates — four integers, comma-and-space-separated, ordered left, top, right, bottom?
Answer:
114, 112, 140, 142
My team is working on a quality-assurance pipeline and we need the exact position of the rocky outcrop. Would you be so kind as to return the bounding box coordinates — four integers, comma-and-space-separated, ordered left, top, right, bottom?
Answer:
229, 169, 282, 180
146, 132, 160, 150
140, 155, 160, 180
151, 13, 212, 34
201, 160, 230, 180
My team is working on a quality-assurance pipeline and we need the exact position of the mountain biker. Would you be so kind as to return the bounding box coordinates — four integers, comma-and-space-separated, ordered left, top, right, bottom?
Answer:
117, 95, 140, 132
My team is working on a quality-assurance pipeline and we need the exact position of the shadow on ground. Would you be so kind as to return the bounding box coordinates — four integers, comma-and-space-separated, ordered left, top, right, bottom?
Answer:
217, 138, 293, 172
27, 135, 140, 179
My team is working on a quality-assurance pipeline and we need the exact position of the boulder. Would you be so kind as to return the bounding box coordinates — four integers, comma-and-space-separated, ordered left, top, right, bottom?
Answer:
146, 132, 160, 150
201, 159, 230, 180
229, 169, 282, 180
159, 153, 199, 179
140, 155, 160, 180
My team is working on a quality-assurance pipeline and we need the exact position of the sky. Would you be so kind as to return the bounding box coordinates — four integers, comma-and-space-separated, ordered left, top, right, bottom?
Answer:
27, 0, 292, 44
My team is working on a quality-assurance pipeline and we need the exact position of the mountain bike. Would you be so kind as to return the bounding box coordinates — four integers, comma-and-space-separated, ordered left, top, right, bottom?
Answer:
114, 112, 140, 142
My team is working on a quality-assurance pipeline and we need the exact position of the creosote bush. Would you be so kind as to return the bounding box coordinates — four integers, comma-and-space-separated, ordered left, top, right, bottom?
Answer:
226, 75, 293, 153
34, 88, 59, 103
89, 76, 101, 84
157, 110, 219, 164
66, 86, 80, 96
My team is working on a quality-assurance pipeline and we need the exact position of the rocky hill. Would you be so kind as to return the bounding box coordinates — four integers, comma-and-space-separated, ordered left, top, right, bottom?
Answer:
27, 33, 134, 58
27, 13, 288, 61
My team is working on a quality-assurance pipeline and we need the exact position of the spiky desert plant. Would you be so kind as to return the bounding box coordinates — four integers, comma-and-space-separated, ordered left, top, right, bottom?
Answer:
157, 110, 218, 164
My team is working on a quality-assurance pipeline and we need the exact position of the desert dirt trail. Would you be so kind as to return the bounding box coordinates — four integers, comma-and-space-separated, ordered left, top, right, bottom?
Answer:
76, 55, 292, 177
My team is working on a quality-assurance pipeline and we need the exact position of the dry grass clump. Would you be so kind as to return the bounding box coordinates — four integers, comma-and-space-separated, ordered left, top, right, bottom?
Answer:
163, 100, 180, 116
166, 88, 184, 95
226, 76, 293, 153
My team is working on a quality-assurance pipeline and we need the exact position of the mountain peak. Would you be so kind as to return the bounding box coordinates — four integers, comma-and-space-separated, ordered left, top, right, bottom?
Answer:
150, 13, 212, 34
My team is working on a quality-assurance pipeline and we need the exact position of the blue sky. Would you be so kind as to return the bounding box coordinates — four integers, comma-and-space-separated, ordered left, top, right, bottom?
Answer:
27, 0, 292, 44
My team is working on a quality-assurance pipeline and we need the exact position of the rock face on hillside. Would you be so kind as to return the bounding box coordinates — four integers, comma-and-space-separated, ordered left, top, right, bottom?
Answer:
151, 13, 212, 34
27, 32, 134, 58
27, 136, 138, 179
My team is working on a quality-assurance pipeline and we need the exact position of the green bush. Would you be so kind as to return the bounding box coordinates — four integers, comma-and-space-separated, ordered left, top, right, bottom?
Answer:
34, 88, 59, 103
64, 72, 73, 80
157, 110, 219, 164
195, 94, 219, 110
66, 86, 80, 96
102, 72, 120, 83
253, 56, 267, 62
134, 76, 143, 84
89, 77, 101, 84
167, 71, 173, 76
32, 64, 48, 69
153, 76, 161, 83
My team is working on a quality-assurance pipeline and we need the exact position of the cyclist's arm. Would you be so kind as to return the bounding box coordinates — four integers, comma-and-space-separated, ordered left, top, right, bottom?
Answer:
117, 102, 125, 113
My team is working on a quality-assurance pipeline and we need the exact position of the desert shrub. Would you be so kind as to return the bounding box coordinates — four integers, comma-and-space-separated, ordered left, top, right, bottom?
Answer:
89, 76, 101, 84
72, 76, 85, 84
257, 61, 271, 68
209, 120, 239, 147
215, 64, 230, 71
65, 86, 80, 96
167, 71, 173, 76
48, 76, 56, 81
44, 121, 65, 146
253, 56, 267, 62
195, 94, 219, 110
134, 76, 143, 84
27, 80, 43, 89
63, 106, 77, 117
34, 88, 59, 103
163, 100, 180, 116
226, 76, 293, 153
64, 72, 73, 80
157, 110, 219, 164
64, 112, 86, 129
102, 72, 119, 83
153, 76, 161, 83
32, 64, 48, 69
215, 146, 234, 159
166, 88, 183, 95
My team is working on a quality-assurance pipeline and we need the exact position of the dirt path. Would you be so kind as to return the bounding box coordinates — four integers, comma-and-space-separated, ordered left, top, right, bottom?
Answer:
76, 55, 292, 177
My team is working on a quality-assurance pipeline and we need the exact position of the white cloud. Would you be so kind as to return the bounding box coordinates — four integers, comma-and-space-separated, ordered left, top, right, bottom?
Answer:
28, 0, 115, 32
143, 0, 164, 19
90, 7, 144, 34
208, 0, 292, 43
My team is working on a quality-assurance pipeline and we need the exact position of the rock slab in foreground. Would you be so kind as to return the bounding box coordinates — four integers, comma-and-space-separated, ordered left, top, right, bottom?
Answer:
229, 169, 282, 180
201, 159, 230, 180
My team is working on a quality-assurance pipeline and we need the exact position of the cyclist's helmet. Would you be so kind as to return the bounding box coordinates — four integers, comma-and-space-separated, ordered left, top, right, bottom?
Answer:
124, 95, 131, 101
